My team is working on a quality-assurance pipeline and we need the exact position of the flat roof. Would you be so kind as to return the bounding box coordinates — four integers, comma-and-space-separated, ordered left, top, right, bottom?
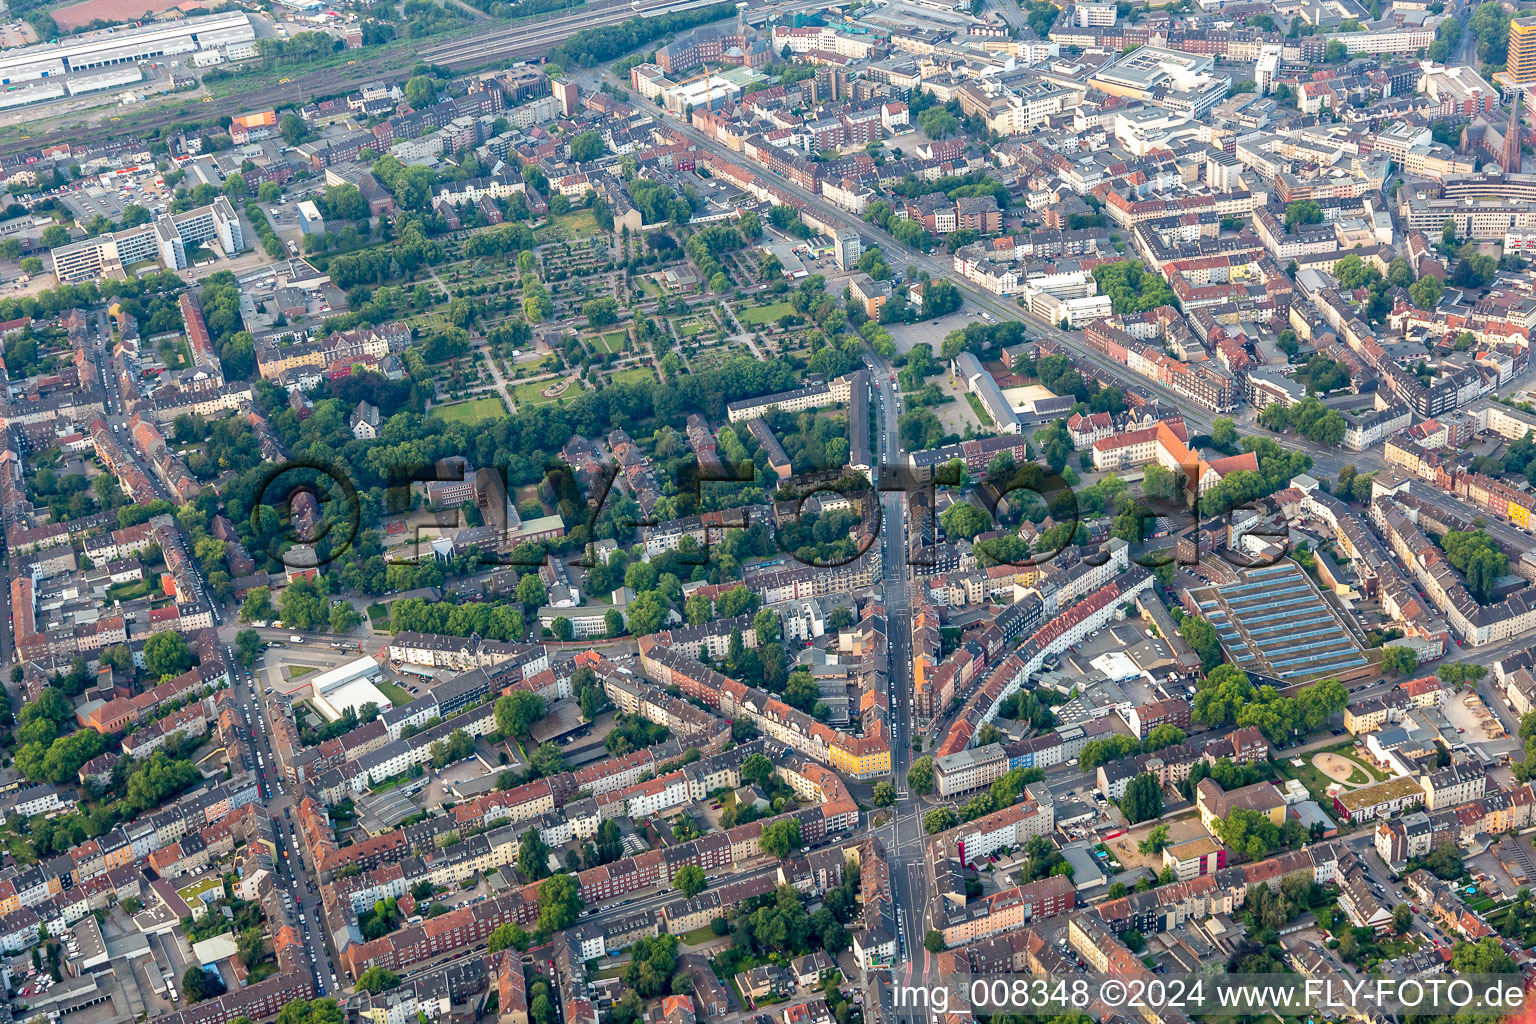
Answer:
191, 933, 238, 965
312, 654, 383, 693
1335, 775, 1422, 810
0, 11, 252, 73
314, 676, 393, 722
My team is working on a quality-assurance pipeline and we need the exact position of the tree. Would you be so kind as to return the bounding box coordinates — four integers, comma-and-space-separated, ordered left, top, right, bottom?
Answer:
925, 930, 946, 953
496, 691, 546, 738
569, 131, 606, 163
236, 927, 267, 970
1178, 615, 1223, 672
40, 225, 70, 249
535, 872, 583, 937
329, 601, 361, 633
917, 108, 960, 138
257, 181, 283, 203
1452, 936, 1514, 975
1138, 824, 1172, 856
625, 591, 666, 636
404, 75, 436, 107
1120, 772, 1163, 824
873, 781, 896, 807
279, 112, 306, 146
1409, 275, 1443, 310
740, 753, 774, 787
940, 501, 990, 541
1284, 201, 1323, 229
1143, 724, 1186, 752
752, 607, 783, 644
552, 616, 574, 641
759, 818, 802, 859
924, 807, 959, 834
684, 594, 712, 625
1141, 463, 1182, 505
908, 756, 935, 794
515, 573, 547, 609
1454, 253, 1498, 289
144, 632, 194, 679
487, 921, 529, 953
235, 629, 263, 667
1381, 646, 1419, 677
1438, 663, 1487, 688
357, 966, 401, 993
673, 864, 707, 899
1393, 902, 1414, 934
1079, 734, 1142, 770
1324, 39, 1348, 61
240, 586, 274, 623
519, 828, 552, 881
181, 966, 223, 1003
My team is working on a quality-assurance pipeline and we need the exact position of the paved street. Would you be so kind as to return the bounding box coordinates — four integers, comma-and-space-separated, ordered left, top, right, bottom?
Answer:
224, 642, 346, 997
863, 347, 928, 965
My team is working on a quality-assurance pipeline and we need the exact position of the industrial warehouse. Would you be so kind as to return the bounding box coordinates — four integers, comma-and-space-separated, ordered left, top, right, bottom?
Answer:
0, 12, 254, 83
0, 11, 254, 109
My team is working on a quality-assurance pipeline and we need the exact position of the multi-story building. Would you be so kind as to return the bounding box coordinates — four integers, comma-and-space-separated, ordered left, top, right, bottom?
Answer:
51, 198, 244, 282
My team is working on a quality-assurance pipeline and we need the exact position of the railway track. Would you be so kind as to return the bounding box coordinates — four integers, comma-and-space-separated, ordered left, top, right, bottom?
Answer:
0, 54, 405, 161
419, 0, 728, 66
0, 0, 715, 158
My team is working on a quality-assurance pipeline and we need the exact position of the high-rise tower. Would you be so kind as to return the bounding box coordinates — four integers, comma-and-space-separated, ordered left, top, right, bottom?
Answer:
1509, 17, 1536, 85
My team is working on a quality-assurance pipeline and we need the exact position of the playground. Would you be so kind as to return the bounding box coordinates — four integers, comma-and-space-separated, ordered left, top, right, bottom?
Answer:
1312, 751, 1371, 787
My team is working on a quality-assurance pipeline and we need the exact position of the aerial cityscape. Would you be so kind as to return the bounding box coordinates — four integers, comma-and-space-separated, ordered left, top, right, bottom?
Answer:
6, 0, 1536, 1021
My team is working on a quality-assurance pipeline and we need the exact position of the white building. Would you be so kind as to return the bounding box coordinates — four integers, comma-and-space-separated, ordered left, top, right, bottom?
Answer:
0, 12, 253, 84
1024, 289, 1112, 328
1071, 3, 1116, 25
296, 200, 326, 236
51, 197, 244, 282
1254, 45, 1282, 95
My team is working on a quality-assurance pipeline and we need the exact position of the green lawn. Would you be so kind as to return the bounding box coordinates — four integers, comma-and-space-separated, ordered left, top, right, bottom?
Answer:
431, 396, 506, 426
507, 355, 558, 379
369, 771, 416, 794
676, 317, 712, 336
376, 679, 413, 707
1342, 749, 1391, 782
554, 208, 602, 236
406, 310, 448, 330
737, 301, 794, 326
105, 580, 148, 603
511, 376, 577, 409
289, 665, 318, 680
367, 602, 390, 630
593, 329, 627, 353
158, 335, 192, 370
608, 366, 657, 386
965, 392, 994, 426
676, 924, 720, 945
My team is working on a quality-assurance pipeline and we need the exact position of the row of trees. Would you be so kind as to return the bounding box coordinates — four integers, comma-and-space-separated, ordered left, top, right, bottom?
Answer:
1191, 665, 1349, 745
1077, 723, 1188, 771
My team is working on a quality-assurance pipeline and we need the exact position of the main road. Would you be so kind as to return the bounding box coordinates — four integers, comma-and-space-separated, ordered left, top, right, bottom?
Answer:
862, 337, 932, 972
219, 642, 347, 998
614, 83, 1408, 489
